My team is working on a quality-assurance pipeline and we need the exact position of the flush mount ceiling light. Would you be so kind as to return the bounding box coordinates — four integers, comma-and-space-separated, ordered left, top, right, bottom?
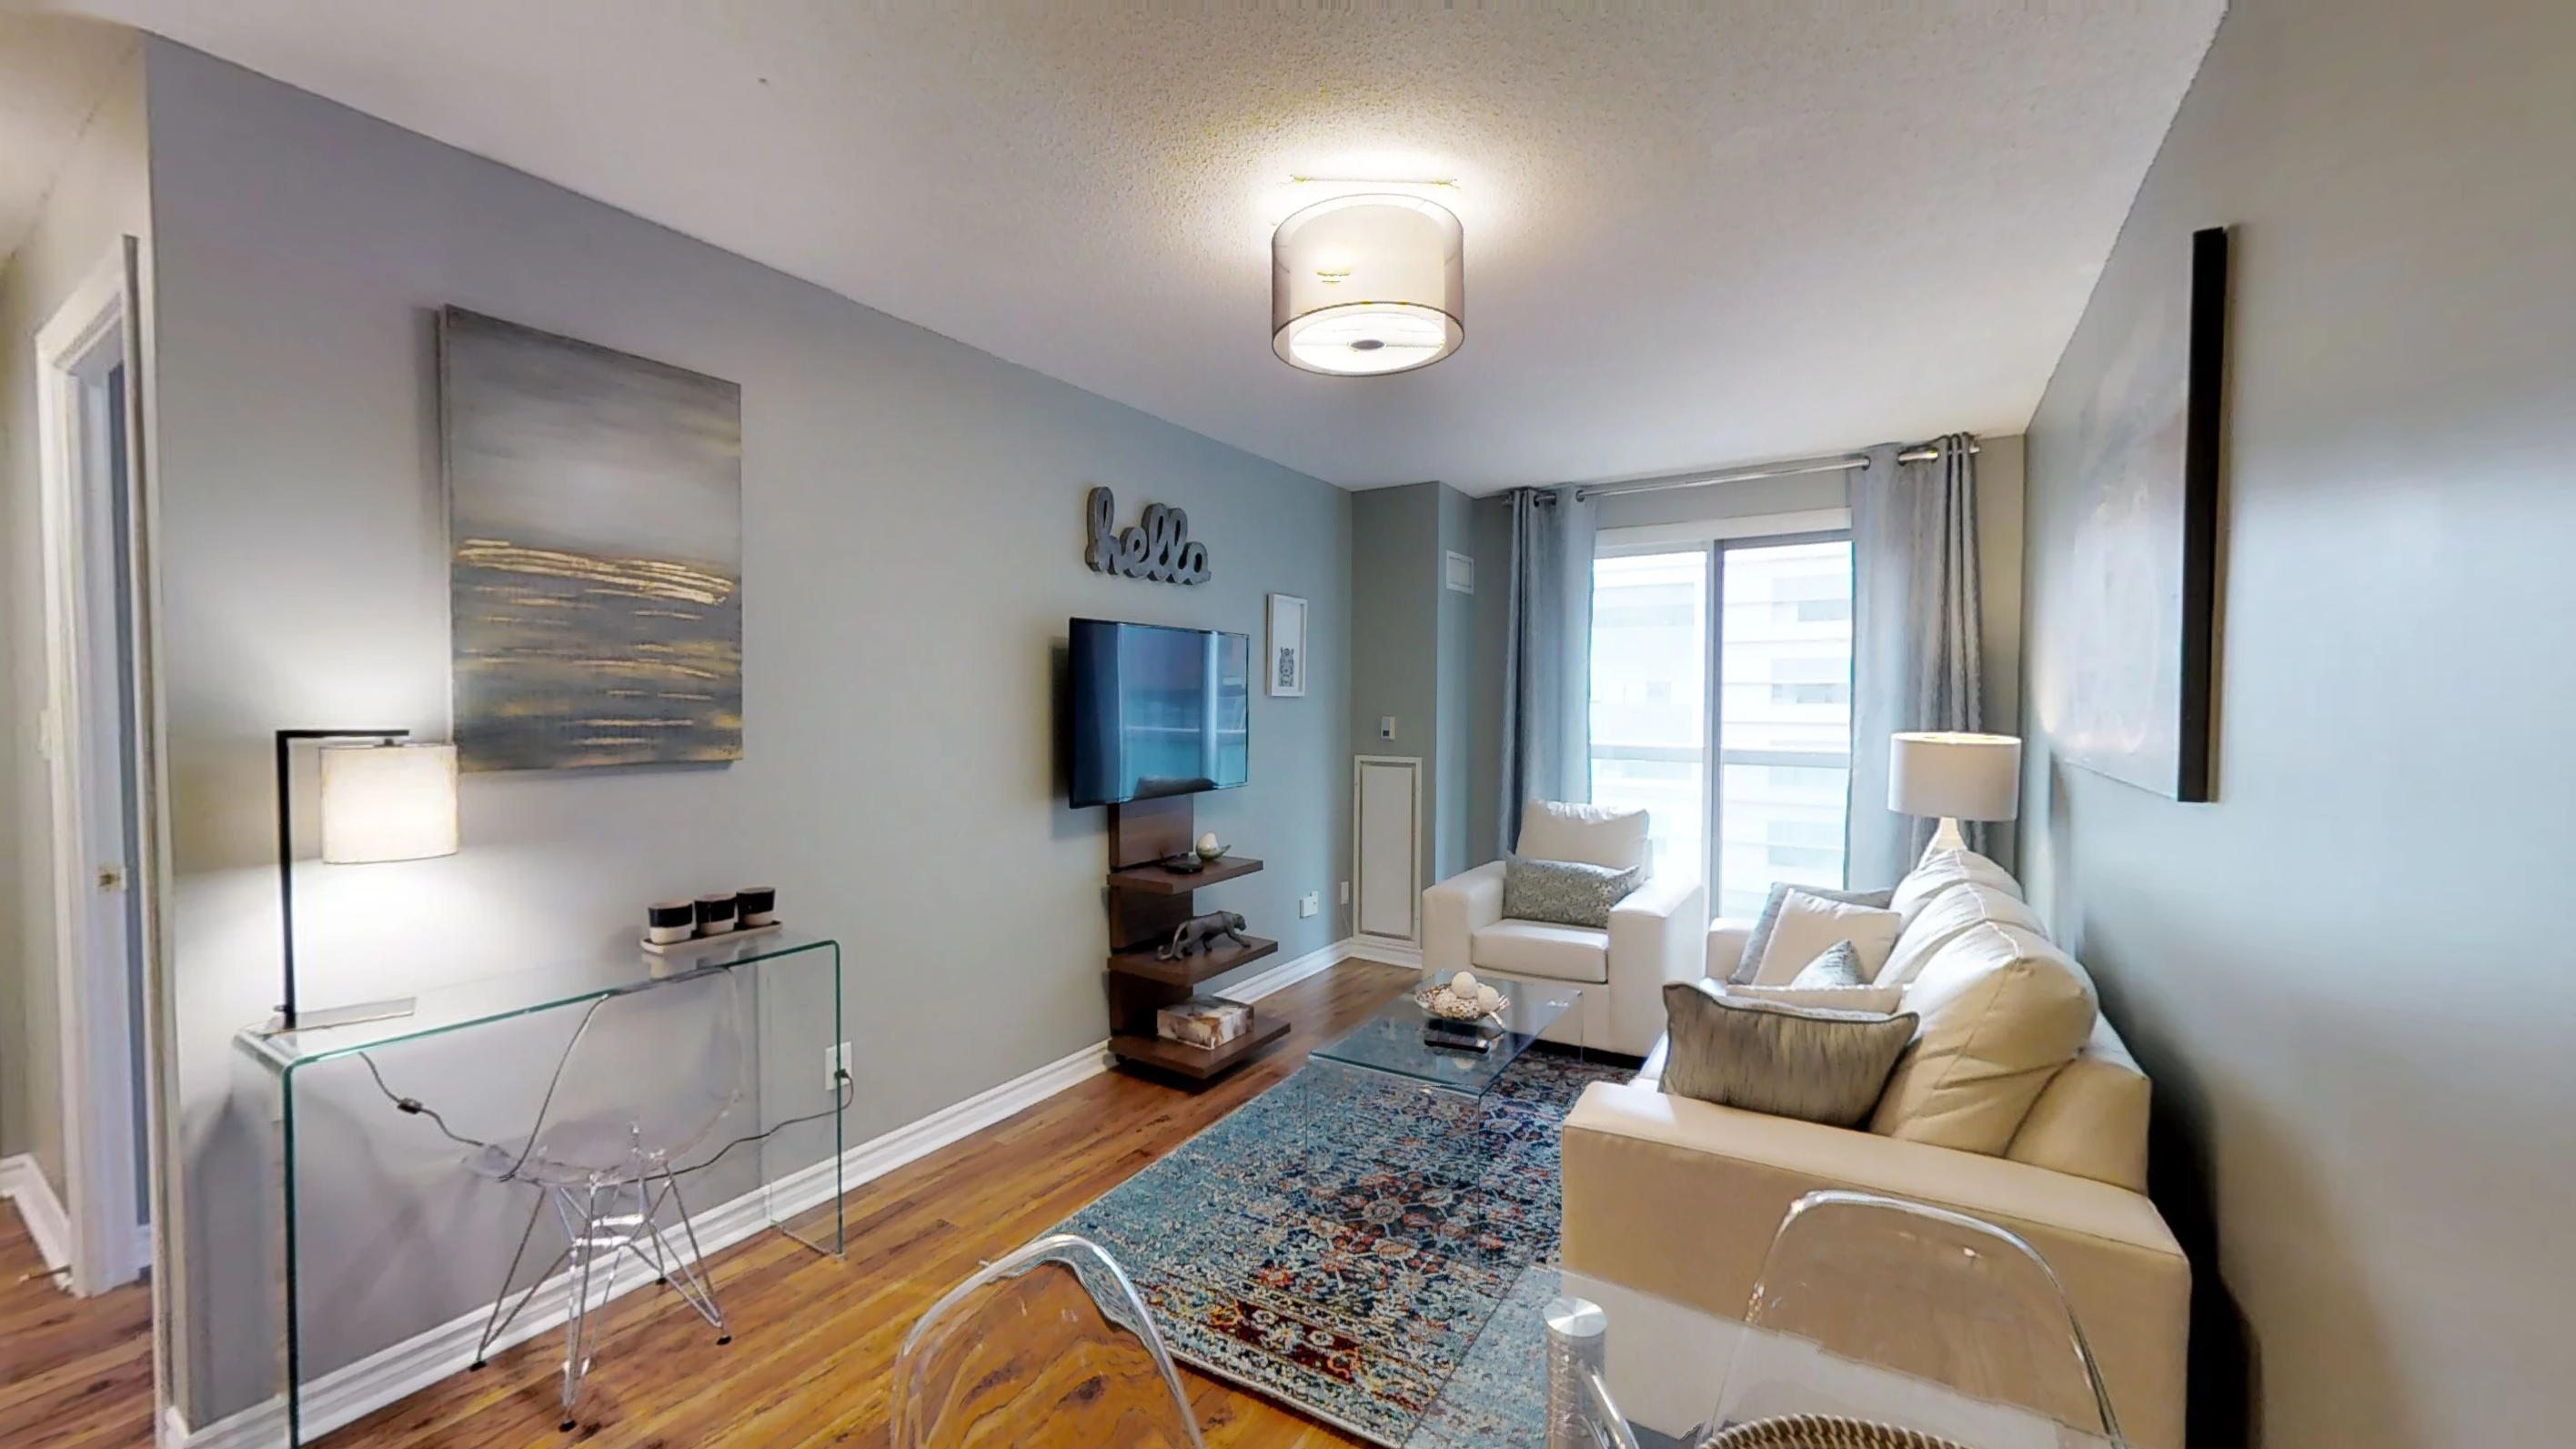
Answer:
1271, 194, 1464, 377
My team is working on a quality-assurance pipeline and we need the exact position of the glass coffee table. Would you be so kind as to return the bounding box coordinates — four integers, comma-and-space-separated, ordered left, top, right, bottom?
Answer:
1312, 972, 1585, 1094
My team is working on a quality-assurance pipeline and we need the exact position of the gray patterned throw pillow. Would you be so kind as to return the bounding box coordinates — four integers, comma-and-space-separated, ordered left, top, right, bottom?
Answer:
1502, 855, 1645, 929
1659, 980, 1917, 1128
1732, 882, 1899, 983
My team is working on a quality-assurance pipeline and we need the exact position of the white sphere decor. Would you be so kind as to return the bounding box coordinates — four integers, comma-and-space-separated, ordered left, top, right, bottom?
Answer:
1452, 971, 1479, 997
1272, 194, 1464, 377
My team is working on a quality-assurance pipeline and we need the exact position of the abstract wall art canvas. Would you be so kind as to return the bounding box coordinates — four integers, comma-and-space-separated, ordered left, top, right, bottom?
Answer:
441, 307, 743, 771
2051, 227, 2226, 800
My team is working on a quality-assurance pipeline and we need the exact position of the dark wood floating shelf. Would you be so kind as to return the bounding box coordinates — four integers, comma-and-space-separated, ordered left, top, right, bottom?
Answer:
1100, 794, 1287, 1088
1107, 855, 1264, 894
1105, 934, 1279, 987
1110, 1016, 1292, 1079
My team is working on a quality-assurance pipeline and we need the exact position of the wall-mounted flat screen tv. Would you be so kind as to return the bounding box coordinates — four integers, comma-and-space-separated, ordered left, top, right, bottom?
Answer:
1068, 619, 1250, 807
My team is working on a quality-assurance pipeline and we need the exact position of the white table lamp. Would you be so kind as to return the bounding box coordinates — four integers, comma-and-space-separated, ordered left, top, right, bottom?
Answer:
263, 732, 459, 1034
1888, 731, 2021, 852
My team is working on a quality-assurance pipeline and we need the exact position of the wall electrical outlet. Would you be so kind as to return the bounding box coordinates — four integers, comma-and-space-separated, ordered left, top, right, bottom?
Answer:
1379, 715, 1396, 740
826, 1041, 851, 1091
1338, 880, 1351, 904
1298, 891, 1320, 918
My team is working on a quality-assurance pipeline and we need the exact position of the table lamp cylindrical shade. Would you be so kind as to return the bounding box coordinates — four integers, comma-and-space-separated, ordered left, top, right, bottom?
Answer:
1887, 732, 2023, 820
1272, 194, 1464, 377
319, 742, 459, 863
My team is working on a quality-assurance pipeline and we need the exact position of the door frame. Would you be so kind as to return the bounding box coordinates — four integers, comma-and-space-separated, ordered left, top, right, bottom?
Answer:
33, 239, 165, 1302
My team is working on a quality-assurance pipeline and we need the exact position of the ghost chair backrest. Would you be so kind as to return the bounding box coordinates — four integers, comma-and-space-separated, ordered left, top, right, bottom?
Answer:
891, 1233, 1205, 1449
517, 966, 749, 1187
1710, 1191, 2124, 1449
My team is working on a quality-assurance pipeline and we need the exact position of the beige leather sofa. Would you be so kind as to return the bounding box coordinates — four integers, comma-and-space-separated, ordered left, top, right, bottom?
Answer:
1422, 801, 1708, 1058
1561, 849, 2191, 1449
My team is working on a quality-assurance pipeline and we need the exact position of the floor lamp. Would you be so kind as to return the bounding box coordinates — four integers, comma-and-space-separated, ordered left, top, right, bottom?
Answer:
263, 730, 459, 1035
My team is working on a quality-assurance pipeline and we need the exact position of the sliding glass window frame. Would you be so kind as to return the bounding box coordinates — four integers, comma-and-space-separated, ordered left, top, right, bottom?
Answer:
1592, 512, 1853, 917
1709, 528, 1855, 920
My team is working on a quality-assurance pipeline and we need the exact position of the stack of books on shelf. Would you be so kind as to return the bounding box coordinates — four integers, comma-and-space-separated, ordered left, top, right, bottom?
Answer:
1156, 996, 1253, 1051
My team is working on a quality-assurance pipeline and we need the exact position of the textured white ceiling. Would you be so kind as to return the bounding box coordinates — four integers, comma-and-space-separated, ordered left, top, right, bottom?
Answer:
51, 3, 2222, 492
0, 14, 134, 267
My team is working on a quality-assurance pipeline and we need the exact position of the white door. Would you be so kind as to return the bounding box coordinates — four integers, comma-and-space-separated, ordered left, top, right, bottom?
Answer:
35, 241, 156, 1296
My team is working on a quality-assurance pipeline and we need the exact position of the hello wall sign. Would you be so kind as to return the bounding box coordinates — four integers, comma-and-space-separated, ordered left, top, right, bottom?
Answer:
1084, 486, 1212, 585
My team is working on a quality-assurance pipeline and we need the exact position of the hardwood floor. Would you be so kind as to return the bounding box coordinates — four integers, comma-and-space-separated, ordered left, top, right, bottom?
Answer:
55, 959, 1391, 1444
0, 1197, 156, 1449
12, 960, 1416, 1448
293, 958, 1416, 1448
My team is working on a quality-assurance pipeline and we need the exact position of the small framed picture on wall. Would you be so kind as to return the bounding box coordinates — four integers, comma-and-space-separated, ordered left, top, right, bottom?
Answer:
1266, 593, 1307, 698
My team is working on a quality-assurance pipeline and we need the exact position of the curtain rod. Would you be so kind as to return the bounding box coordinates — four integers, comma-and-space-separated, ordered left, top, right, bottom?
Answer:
1563, 438, 1979, 503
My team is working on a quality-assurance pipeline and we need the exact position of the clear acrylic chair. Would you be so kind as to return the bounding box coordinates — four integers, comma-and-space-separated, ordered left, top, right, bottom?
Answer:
891, 1233, 1207, 1449
1705, 1191, 2126, 1449
467, 967, 748, 1430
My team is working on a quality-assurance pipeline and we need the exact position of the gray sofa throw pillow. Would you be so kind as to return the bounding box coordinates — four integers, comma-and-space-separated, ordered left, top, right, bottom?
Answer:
1732, 882, 1898, 983
1789, 941, 1866, 988
1659, 980, 1917, 1128
1502, 855, 1645, 929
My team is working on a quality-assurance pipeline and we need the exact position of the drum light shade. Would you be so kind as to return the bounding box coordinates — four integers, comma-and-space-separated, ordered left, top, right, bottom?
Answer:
319, 741, 460, 863
1272, 194, 1464, 377
1887, 731, 2023, 821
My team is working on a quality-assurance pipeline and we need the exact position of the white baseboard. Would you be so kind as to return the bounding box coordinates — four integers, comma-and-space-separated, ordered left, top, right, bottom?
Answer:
176, 1036, 1115, 1447
1221, 936, 1351, 1000
174, 946, 1398, 1446
0, 1153, 73, 1282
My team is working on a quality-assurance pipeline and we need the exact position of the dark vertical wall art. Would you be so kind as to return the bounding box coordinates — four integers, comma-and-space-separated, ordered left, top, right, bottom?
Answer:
441, 308, 745, 770
2046, 226, 2228, 800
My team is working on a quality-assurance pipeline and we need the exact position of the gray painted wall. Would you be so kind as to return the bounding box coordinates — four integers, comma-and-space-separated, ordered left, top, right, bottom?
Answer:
142, 41, 1351, 1422
1347, 482, 1444, 901
0, 42, 148, 1206
1433, 484, 1475, 882
1464, 495, 1514, 865
2017, 0, 2575, 1443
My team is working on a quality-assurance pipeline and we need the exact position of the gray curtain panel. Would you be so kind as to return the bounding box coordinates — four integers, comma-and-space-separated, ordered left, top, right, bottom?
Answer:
1847, 433, 1985, 888
1498, 484, 1598, 853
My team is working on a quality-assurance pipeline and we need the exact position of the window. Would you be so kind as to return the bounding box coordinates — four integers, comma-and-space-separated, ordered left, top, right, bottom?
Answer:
1590, 530, 1854, 920
1586, 551, 1707, 889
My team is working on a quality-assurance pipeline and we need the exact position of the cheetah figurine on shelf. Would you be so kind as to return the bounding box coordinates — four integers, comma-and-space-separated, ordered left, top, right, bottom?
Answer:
1156, 910, 1253, 961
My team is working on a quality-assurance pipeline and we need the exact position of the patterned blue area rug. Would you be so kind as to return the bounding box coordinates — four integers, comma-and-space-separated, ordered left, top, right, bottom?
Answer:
1056, 1049, 1628, 1446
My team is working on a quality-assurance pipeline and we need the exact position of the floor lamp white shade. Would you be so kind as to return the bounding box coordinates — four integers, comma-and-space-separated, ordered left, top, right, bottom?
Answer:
1272, 194, 1464, 377
1887, 731, 2022, 830
319, 741, 459, 863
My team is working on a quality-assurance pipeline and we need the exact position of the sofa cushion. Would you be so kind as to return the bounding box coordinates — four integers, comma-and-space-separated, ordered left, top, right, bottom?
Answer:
1734, 944, 1907, 1014
1750, 891, 1903, 985
1729, 881, 1897, 983
2007, 1016, 2152, 1192
1471, 920, 1610, 984
1501, 855, 1644, 928
1887, 847, 2023, 931
1869, 922, 2098, 1154
1877, 882, 2048, 989
1659, 981, 1916, 1128
1517, 800, 1652, 876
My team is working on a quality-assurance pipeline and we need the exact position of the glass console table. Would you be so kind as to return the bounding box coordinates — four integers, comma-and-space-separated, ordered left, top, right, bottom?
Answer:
229, 930, 845, 1446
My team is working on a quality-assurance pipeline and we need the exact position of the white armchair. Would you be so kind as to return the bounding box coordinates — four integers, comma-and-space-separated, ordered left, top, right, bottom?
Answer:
1422, 801, 1707, 1058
